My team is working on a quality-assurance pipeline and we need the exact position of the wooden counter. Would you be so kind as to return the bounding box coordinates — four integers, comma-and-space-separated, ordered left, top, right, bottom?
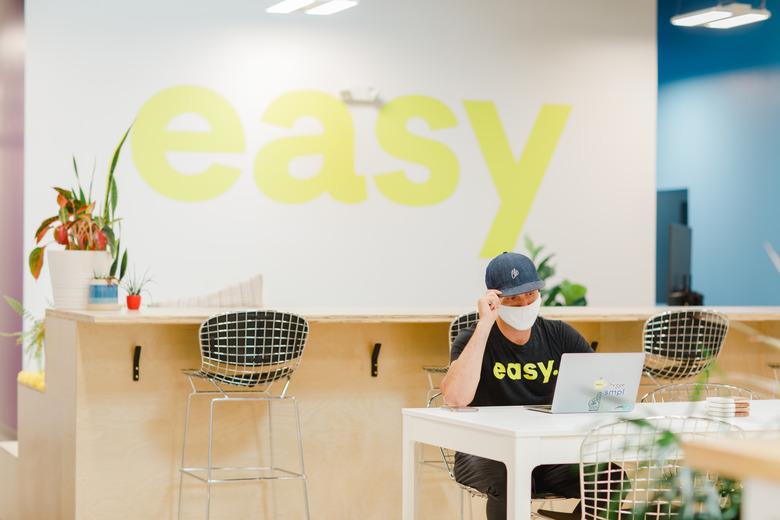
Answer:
684, 438, 780, 483
13, 307, 780, 520
684, 438, 780, 519
45, 306, 780, 325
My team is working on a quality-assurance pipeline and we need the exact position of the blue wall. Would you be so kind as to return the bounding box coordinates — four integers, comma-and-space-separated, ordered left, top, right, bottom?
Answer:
658, 0, 780, 305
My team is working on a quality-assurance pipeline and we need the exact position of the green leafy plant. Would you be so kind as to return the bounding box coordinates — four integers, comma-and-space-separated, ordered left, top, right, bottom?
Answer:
122, 267, 153, 296
0, 296, 45, 366
621, 365, 741, 520
29, 127, 131, 281
625, 419, 741, 519
524, 235, 587, 306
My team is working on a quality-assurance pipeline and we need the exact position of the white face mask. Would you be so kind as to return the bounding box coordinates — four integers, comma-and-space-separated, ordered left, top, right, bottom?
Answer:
498, 296, 541, 331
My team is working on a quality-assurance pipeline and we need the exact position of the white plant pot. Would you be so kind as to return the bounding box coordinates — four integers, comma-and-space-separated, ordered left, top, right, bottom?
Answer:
48, 250, 113, 309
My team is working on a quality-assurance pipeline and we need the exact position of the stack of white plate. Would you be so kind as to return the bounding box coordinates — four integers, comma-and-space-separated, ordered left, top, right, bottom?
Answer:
705, 396, 750, 418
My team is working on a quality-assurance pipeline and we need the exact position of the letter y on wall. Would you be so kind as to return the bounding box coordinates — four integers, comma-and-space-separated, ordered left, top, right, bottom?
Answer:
464, 102, 571, 258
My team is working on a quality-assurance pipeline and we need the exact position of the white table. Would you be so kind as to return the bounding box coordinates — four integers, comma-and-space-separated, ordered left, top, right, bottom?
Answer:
402, 400, 780, 519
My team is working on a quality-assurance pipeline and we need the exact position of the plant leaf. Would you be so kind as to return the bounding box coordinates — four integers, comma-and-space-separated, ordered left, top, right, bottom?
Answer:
29, 247, 45, 279
102, 226, 116, 255
34, 216, 58, 243
74, 156, 86, 205
54, 187, 74, 201
74, 201, 94, 216
2, 295, 37, 324
543, 286, 561, 306
560, 281, 587, 305
3, 295, 24, 317
119, 250, 128, 281
88, 158, 96, 204
103, 125, 131, 222
537, 253, 555, 270
109, 239, 120, 277
523, 235, 534, 256
537, 264, 555, 281
110, 176, 118, 215
109, 126, 131, 177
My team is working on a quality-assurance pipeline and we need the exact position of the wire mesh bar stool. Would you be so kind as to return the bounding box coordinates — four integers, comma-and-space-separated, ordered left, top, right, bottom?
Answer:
178, 310, 310, 519
421, 312, 480, 403
642, 309, 729, 386
425, 391, 488, 519
640, 382, 752, 403
420, 313, 479, 474
580, 416, 743, 519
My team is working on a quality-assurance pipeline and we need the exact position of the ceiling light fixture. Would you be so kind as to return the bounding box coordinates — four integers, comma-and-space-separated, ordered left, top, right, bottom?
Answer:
671, 1, 771, 29
671, 7, 732, 26
707, 8, 772, 29
266, 0, 317, 14
305, 0, 359, 15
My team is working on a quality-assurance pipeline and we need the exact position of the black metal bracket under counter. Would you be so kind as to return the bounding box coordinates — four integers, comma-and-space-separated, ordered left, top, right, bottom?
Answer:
371, 343, 381, 377
133, 345, 142, 381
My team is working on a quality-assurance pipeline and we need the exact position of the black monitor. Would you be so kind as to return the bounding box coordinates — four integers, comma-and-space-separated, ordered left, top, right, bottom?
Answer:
667, 223, 692, 297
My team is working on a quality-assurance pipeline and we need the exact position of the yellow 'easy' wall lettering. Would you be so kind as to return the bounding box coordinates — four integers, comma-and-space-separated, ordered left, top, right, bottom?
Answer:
254, 90, 366, 204
374, 95, 459, 206
131, 87, 572, 255
132, 85, 245, 202
464, 101, 571, 258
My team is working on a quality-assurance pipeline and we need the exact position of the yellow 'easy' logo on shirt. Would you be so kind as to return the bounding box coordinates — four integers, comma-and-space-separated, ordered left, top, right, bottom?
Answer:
493, 360, 558, 384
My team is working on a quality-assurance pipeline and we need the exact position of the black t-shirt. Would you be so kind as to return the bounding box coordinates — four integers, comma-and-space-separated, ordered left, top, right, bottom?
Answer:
449, 317, 592, 407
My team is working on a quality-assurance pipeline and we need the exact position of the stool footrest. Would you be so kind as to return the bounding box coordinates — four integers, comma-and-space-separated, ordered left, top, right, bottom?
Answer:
181, 465, 306, 484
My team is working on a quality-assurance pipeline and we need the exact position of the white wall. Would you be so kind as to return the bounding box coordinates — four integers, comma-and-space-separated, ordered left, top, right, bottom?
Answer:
25, 0, 656, 325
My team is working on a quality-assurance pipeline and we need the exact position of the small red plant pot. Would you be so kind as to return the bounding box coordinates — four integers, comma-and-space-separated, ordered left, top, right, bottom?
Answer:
126, 295, 141, 310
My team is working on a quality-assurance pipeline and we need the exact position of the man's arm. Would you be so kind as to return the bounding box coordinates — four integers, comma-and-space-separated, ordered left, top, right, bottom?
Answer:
441, 290, 501, 407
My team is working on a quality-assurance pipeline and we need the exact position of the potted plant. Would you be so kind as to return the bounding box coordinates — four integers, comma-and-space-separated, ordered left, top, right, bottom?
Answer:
0, 296, 45, 368
29, 128, 130, 309
122, 268, 152, 311
524, 235, 588, 306
0, 296, 47, 391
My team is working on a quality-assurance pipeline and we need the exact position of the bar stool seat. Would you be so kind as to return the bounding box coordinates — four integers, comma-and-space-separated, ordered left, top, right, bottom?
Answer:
183, 367, 294, 387
178, 310, 311, 519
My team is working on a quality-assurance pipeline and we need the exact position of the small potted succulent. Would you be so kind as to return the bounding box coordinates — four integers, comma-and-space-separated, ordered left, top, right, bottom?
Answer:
87, 273, 123, 310
122, 268, 152, 311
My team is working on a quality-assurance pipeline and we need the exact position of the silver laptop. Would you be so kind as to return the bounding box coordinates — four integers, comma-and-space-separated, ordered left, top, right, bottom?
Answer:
525, 352, 646, 414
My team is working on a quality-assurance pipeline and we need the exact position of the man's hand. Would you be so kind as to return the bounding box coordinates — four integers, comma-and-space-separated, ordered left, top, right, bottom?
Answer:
476, 289, 502, 326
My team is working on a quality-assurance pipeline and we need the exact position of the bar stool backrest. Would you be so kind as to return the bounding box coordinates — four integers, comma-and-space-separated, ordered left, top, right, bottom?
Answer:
449, 311, 480, 350
641, 382, 752, 403
580, 415, 743, 520
642, 309, 729, 381
198, 310, 309, 389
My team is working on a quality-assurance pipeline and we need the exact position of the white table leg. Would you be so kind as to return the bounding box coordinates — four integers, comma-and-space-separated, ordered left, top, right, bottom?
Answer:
402, 421, 421, 520
506, 450, 534, 520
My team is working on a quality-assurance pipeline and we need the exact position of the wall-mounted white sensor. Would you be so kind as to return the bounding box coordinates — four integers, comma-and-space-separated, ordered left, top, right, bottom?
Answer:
340, 87, 380, 104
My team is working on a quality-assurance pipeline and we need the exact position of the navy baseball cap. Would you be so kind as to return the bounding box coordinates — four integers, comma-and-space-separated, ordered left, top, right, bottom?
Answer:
485, 252, 545, 297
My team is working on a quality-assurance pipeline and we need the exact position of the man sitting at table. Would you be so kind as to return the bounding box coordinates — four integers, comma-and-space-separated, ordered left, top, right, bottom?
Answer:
441, 251, 592, 520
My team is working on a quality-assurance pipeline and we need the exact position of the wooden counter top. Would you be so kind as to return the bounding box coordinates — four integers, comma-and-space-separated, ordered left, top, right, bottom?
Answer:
684, 438, 780, 483
46, 306, 780, 325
